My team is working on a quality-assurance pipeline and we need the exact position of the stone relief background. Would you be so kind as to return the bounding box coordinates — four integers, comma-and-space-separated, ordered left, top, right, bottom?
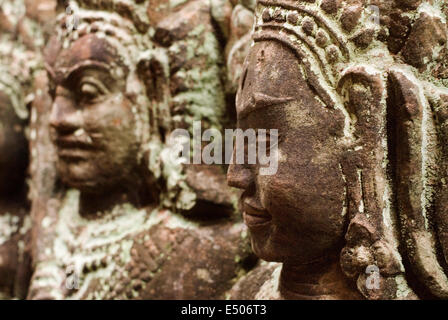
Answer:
0, 0, 448, 300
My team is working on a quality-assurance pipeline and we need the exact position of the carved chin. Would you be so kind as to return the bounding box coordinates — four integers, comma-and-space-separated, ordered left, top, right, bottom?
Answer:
251, 239, 304, 264
58, 160, 102, 190
250, 227, 335, 265
249, 229, 284, 263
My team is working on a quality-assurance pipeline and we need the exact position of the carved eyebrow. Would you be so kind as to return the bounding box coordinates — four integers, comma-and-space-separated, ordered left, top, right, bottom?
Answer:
238, 92, 295, 120
57, 60, 112, 83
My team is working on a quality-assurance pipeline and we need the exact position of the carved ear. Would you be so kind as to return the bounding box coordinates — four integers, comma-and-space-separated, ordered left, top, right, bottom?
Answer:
137, 50, 169, 104
337, 66, 385, 141
388, 69, 448, 298
337, 67, 417, 299
137, 49, 172, 137
336, 67, 387, 226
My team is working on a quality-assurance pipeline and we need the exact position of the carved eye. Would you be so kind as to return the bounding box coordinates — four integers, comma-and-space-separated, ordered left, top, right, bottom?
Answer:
79, 83, 100, 102
77, 78, 109, 103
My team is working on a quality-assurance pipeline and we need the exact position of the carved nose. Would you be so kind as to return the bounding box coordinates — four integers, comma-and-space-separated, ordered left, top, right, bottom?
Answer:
50, 95, 82, 134
227, 163, 254, 190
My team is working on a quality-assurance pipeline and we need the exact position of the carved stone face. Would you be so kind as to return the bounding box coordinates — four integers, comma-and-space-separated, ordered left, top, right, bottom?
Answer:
0, 90, 27, 194
50, 34, 140, 193
228, 40, 347, 264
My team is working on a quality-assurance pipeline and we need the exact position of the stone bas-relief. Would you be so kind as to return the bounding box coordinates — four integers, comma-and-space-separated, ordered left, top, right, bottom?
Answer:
27, 0, 256, 299
228, 0, 448, 299
0, 40, 31, 298
0, 0, 56, 299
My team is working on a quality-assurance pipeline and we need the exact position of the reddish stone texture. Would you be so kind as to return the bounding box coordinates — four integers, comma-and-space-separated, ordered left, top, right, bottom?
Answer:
401, 12, 447, 70
227, 0, 448, 300
3, 0, 448, 301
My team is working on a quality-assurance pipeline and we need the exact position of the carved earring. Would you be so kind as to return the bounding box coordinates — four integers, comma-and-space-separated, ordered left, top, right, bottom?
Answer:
337, 67, 415, 299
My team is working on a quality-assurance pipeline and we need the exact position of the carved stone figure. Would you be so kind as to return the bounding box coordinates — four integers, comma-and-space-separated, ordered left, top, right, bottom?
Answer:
28, 0, 255, 299
0, 0, 55, 299
228, 0, 448, 299
0, 35, 30, 300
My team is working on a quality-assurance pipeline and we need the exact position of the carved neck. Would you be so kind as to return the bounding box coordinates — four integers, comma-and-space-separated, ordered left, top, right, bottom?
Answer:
78, 167, 158, 217
79, 185, 145, 217
279, 256, 362, 300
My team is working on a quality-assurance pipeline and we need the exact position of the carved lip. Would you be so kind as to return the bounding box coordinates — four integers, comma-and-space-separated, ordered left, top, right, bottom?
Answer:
56, 137, 95, 160
56, 137, 94, 149
243, 198, 272, 227
58, 148, 92, 161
